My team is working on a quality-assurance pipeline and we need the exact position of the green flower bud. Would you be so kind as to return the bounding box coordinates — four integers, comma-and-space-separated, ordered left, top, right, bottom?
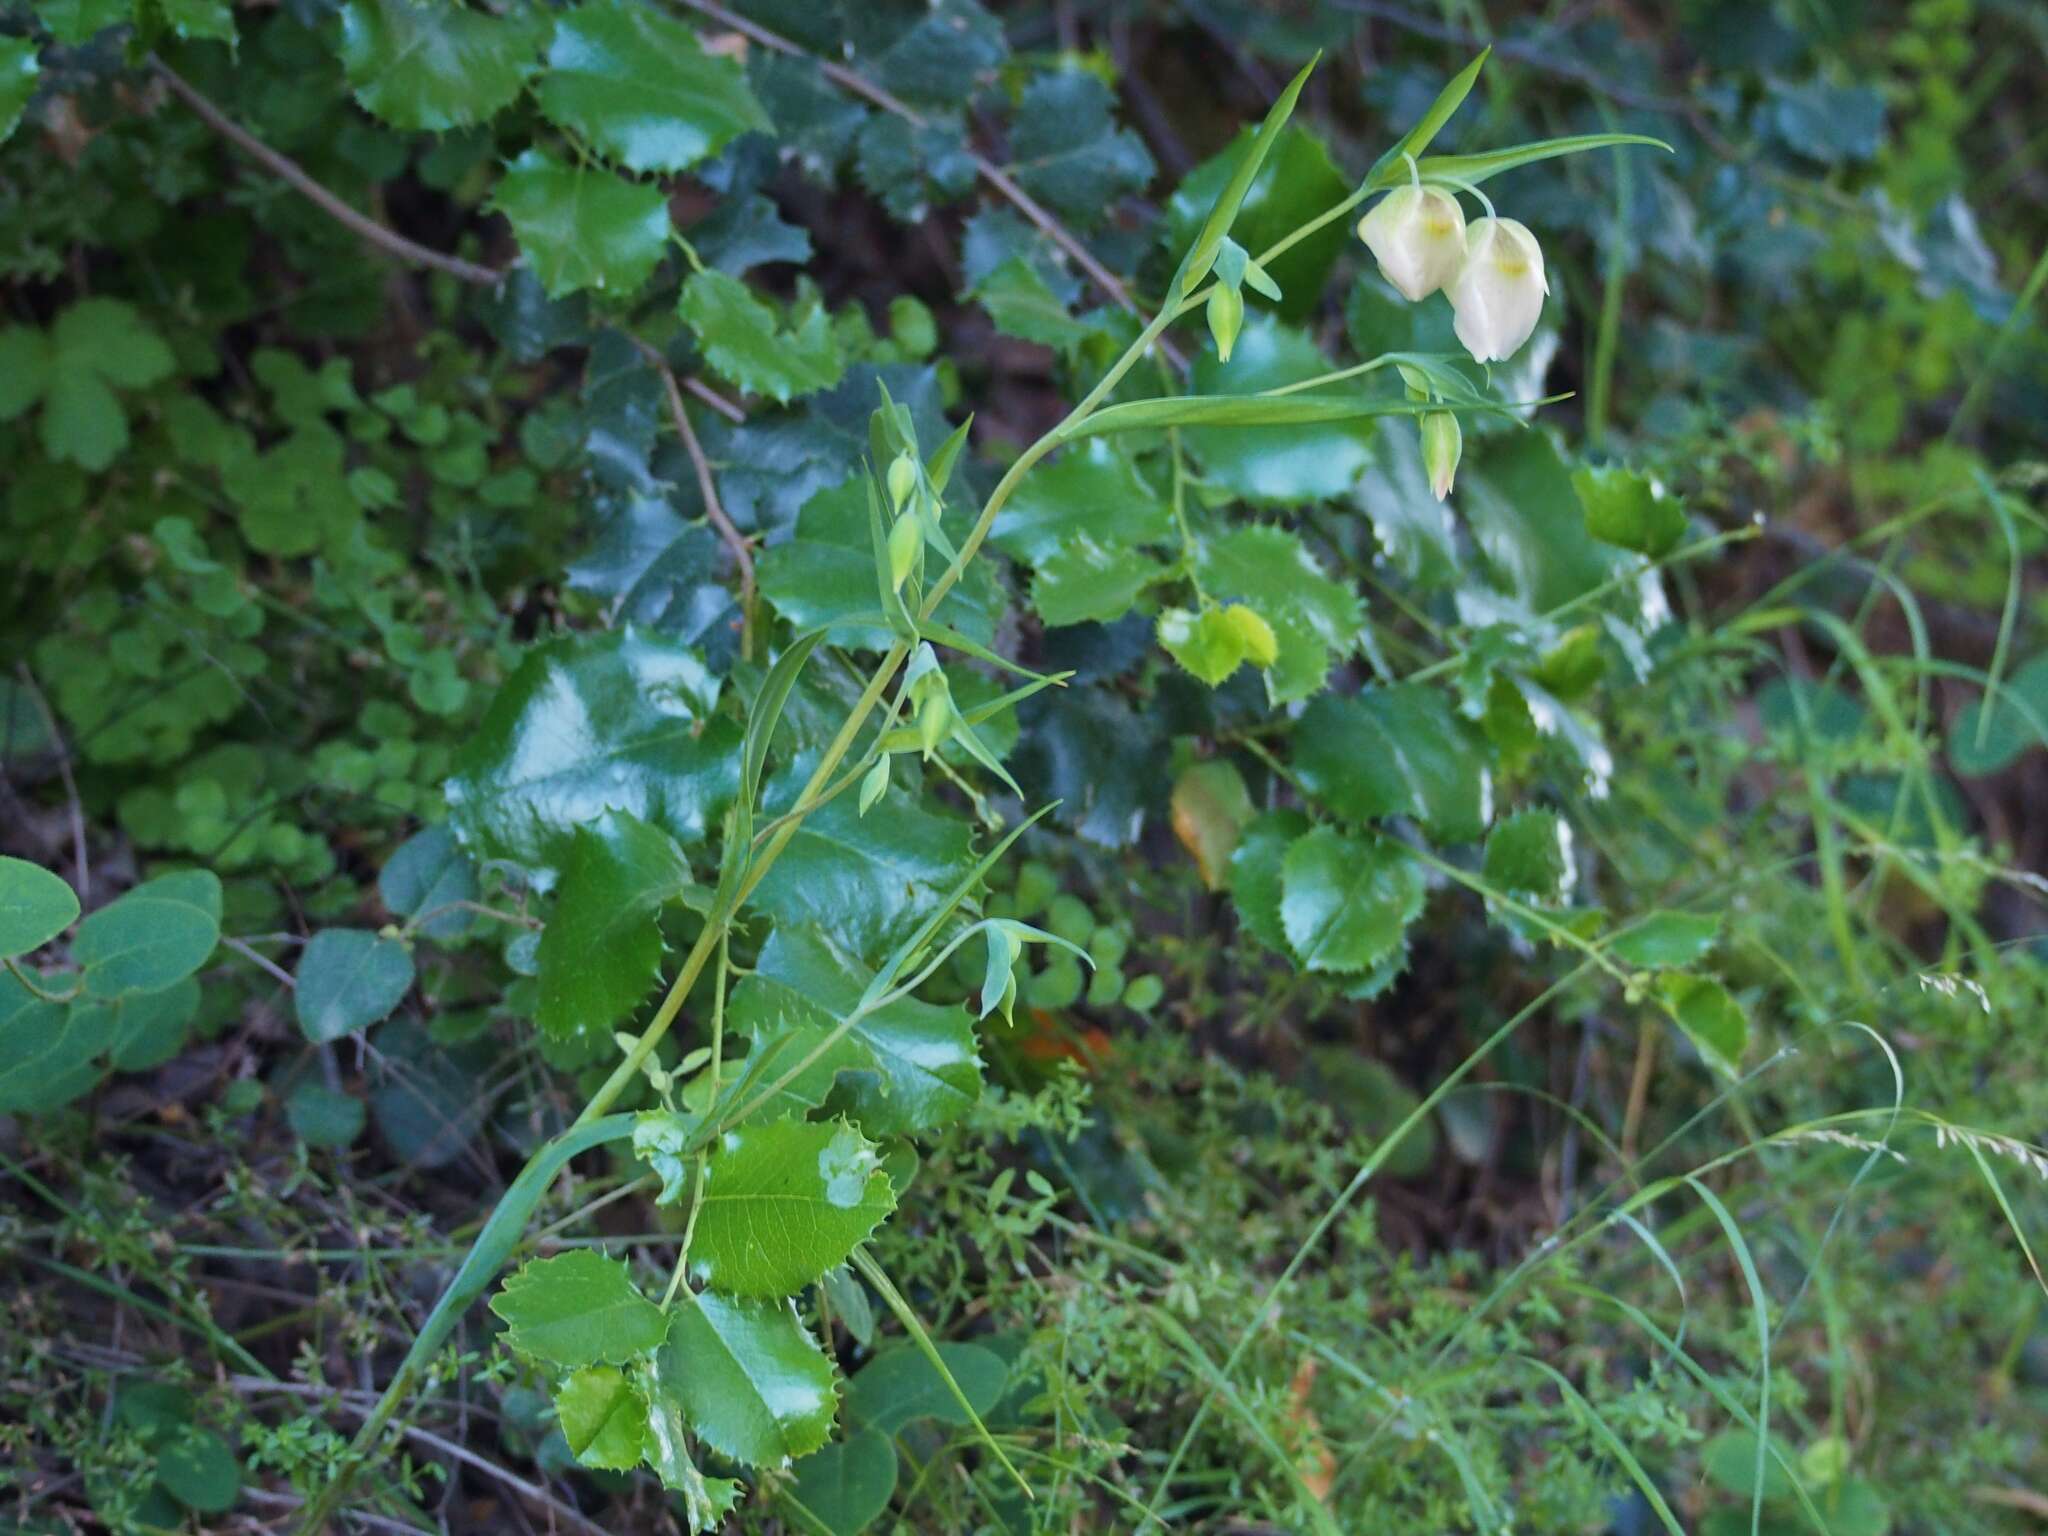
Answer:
886, 507, 921, 592
1206, 282, 1244, 363
886, 450, 917, 513
1420, 412, 1462, 501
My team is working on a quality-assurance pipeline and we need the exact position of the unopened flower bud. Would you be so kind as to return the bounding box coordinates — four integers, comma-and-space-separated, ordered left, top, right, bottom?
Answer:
1420, 412, 1461, 501
886, 450, 917, 513
1206, 281, 1244, 363
1357, 184, 1466, 302
1449, 217, 1549, 364
916, 689, 951, 757
886, 508, 921, 592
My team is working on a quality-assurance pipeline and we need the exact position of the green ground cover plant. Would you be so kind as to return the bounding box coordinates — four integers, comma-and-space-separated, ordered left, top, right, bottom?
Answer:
1, 1, 2044, 1532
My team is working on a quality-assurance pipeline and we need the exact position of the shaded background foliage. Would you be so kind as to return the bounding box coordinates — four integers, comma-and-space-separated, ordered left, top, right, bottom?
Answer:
2, 0, 2046, 1533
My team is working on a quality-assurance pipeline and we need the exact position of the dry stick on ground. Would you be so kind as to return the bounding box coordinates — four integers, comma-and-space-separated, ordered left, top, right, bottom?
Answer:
674, 0, 1186, 371
628, 336, 759, 660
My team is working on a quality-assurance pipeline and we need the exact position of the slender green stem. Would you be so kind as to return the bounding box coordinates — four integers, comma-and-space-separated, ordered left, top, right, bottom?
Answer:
664, 936, 728, 1308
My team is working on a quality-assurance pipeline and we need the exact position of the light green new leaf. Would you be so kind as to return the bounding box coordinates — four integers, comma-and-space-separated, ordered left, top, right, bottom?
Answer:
1575, 464, 1687, 559
537, 1, 769, 175
1611, 911, 1721, 970
1157, 604, 1277, 686
554, 1366, 652, 1471
339, 0, 543, 132
653, 1290, 838, 1466
1280, 826, 1424, 975
296, 929, 414, 1043
1195, 525, 1364, 703
0, 857, 77, 959
489, 1250, 668, 1369
536, 810, 691, 1040
491, 149, 671, 300
73, 871, 221, 1000
689, 1120, 896, 1298
677, 270, 844, 404
1656, 973, 1747, 1078
0, 37, 38, 144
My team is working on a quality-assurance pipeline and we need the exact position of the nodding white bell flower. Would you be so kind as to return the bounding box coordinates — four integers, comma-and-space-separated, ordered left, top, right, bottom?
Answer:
1356, 183, 1467, 302
1450, 217, 1549, 364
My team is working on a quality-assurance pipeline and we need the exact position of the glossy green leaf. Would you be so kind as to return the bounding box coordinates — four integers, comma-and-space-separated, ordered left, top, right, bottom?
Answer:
536, 810, 691, 1040
338, 0, 543, 132
1009, 69, 1154, 227
554, 1365, 652, 1471
1656, 972, 1747, 1077
1280, 826, 1424, 975
642, 1354, 742, 1528
1165, 125, 1347, 320
1575, 464, 1688, 559
653, 1289, 837, 1466
0, 856, 76, 959
1462, 430, 1632, 617
1611, 911, 1721, 970
1195, 525, 1365, 703
1295, 687, 1492, 843
759, 480, 1000, 651
843, 1341, 1009, 1434
728, 925, 981, 1135
446, 628, 739, 887
688, 1119, 896, 1297
1029, 541, 1169, 626
992, 439, 1170, 564
678, 269, 844, 404
1947, 652, 2048, 776
295, 929, 415, 1044
378, 824, 478, 940
787, 1426, 897, 1536
1174, 320, 1380, 502
537, 1, 769, 175
491, 150, 671, 300
1228, 809, 1309, 954
970, 256, 1105, 351
73, 871, 221, 1000
1482, 810, 1575, 904
0, 972, 115, 1114
0, 37, 37, 145
489, 1250, 669, 1369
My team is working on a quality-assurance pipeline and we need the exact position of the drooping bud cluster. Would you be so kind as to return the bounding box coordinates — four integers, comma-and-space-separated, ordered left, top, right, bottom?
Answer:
1356, 177, 1549, 365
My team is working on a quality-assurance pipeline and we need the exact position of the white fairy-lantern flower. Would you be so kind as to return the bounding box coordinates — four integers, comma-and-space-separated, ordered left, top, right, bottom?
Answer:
1356, 183, 1467, 302
1450, 217, 1549, 364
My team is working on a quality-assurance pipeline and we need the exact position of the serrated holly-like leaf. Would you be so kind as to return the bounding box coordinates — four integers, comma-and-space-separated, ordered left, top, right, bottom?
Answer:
693, 193, 813, 274
758, 479, 1001, 650
1482, 810, 1575, 904
1195, 525, 1364, 704
73, 871, 221, 1000
728, 925, 980, 1135
0, 37, 38, 145
536, 1, 769, 175
871, 0, 1005, 106
688, 1120, 896, 1297
1184, 319, 1376, 503
295, 929, 415, 1043
1009, 70, 1154, 226
677, 269, 844, 405
0, 856, 77, 959
1030, 541, 1169, 626
33, 0, 127, 47
1295, 687, 1492, 843
491, 150, 671, 300
536, 810, 691, 1041
489, 1250, 668, 1369
642, 1378, 742, 1533
1655, 972, 1746, 1077
652, 1290, 837, 1466
1280, 826, 1425, 975
445, 628, 739, 889
992, 439, 1170, 565
554, 1366, 652, 1471
1574, 464, 1687, 559
1611, 911, 1721, 970
338, 0, 543, 132
969, 256, 1105, 351
746, 761, 976, 961
1228, 809, 1309, 954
